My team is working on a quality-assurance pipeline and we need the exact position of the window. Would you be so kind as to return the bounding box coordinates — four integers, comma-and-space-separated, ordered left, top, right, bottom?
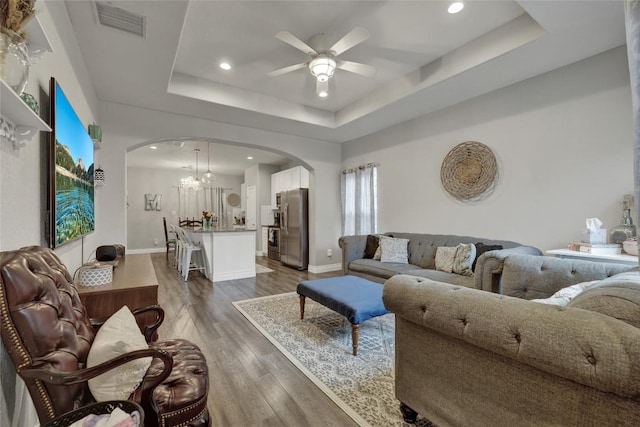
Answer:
341, 163, 378, 236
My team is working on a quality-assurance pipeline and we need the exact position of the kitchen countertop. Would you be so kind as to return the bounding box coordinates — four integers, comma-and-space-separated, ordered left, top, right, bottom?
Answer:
188, 228, 255, 233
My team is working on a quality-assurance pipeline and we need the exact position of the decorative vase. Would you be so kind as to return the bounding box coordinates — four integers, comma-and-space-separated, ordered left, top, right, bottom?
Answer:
610, 208, 636, 244
204, 217, 212, 230
20, 92, 38, 114
0, 27, 29, 96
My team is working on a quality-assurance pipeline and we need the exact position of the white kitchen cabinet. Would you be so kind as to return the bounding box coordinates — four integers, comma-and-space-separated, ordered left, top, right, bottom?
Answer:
240, 183, 247, 211
246, 185, 257, 230
271, 166, 309, 205
261, 227, 268, 256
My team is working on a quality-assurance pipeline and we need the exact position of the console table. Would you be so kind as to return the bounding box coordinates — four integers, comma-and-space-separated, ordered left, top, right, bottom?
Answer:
77, 254, 159, 329
546, 249, 639, 266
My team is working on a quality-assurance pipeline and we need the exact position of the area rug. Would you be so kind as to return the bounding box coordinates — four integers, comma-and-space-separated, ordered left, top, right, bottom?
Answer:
233, 292, 435, 427
255, 264, 274, 274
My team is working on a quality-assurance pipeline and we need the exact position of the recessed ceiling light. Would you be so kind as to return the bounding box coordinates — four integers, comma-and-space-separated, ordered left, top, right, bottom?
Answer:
318, 91, 328, 98
448, 2, 464, 14
247, 156, 253, 160
219, 62, 231, 70
149, 145, 157, 150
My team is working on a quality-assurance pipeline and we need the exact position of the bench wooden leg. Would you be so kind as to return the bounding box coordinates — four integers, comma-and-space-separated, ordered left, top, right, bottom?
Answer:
299, 295, 306, 320
351, 324, 360, 356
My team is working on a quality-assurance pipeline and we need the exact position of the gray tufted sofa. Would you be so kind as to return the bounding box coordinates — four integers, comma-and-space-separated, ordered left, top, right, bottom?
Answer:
382, 254, 640, 426
338, 232, 541, 290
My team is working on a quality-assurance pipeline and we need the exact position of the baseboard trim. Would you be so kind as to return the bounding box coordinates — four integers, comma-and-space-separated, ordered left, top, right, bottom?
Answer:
308, 263, 342, 274
214, 270, 256, 282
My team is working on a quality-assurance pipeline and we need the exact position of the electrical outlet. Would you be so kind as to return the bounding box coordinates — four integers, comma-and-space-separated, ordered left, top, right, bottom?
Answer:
153, 238, 159, 246
327, 249, 332, 257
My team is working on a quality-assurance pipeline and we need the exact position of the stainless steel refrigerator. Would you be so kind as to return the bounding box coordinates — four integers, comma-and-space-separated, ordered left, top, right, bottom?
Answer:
279, 188, 309, 270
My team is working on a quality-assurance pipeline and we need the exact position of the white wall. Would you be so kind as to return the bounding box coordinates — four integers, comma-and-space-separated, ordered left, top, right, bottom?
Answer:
126, 167, 242, 250
342, 47, 633, 252
0, 3, 100, 425
0, 2, 100, 268
95, 102, 343, 267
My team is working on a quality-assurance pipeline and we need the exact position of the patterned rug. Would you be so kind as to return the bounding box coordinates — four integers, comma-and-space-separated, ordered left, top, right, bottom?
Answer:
233, 292, 435, 427
255, 264, 274, 274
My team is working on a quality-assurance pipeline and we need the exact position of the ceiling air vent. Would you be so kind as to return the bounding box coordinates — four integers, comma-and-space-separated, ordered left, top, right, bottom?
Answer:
95, 2, 146, 38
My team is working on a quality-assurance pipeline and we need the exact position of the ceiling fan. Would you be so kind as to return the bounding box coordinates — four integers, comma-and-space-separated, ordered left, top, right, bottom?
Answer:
268, 27, 376, 97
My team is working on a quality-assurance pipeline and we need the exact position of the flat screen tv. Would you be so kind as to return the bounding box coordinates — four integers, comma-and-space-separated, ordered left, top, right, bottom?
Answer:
47, 77, 95, 248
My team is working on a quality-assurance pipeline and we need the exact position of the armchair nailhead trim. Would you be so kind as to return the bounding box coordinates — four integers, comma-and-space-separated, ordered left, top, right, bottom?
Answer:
160, 395, 208, 427
34, 379, 56, 420
0, 283, 30, 368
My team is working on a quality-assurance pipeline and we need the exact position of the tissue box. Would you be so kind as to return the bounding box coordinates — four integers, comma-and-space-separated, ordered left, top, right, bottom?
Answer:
581, 229, 608, 245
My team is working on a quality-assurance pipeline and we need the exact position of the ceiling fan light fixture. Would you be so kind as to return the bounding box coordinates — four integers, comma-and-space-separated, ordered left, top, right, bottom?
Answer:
309, 56, 336, 82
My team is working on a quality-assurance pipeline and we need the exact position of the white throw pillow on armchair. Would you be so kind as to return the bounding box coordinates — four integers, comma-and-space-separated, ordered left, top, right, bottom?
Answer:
87, 305, 152, 401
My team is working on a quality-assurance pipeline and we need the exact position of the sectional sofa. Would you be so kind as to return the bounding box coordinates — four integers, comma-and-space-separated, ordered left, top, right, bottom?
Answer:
338, 232, 542, 289
383, 254, 639, 426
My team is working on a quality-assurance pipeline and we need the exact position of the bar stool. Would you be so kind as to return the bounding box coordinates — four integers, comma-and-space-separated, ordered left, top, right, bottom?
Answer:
169, 224, 182, 271
175, 227, 206, 281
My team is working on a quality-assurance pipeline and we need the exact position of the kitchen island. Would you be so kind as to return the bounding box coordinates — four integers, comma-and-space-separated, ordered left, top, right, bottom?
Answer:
188, 229, 256, 282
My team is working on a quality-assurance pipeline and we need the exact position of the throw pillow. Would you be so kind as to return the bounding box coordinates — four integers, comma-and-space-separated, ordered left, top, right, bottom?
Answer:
380, 237, 410, 263
373, 236, 385, 260
87, 306, 152, 402
472, 242, 504, 272
452, 243, 476, 276
531, 280, 600, 306
363, 234, 380, 259
435, 246, 457, 273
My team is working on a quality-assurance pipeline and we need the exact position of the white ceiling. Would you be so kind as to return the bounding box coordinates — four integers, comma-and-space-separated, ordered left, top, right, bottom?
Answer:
65, 0, 626, 174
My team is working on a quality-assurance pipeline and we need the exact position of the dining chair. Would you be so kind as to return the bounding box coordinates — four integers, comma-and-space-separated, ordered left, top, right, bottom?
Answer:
162, 217, 176, 260
175, 227, 206, 281
178, 217, 190, 227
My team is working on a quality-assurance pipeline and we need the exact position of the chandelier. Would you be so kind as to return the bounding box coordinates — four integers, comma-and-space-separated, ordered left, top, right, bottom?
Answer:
180, 148, 201, 190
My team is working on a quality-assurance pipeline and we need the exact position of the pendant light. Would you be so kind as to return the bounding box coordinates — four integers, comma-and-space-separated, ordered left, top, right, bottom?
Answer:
194, 148, 201, 188
202, 142, 215, 183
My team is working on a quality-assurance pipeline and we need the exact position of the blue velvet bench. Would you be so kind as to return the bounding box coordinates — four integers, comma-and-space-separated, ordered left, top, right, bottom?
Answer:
296, 275, 389, 356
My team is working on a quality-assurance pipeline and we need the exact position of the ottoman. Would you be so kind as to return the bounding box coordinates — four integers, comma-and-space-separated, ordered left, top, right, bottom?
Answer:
297, 275, 389, 356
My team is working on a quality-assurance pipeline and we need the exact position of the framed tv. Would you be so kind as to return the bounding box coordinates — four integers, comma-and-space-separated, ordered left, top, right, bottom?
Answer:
47, 77, 95, 248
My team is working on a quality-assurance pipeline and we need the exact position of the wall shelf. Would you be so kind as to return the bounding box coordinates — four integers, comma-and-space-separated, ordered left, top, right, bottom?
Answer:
24, 16, 54, 59
0, 17, 53, 149
1, 80, 51, 148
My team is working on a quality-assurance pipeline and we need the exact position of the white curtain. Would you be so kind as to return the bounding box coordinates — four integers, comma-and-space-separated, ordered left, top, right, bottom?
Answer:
341, 163, 378, 236
178, 186, 228, 226
177, 186, 203, 219
626, 0, 640, 259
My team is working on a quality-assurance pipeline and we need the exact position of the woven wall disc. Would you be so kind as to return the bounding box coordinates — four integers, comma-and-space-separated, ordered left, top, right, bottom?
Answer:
440, 141, 497, 200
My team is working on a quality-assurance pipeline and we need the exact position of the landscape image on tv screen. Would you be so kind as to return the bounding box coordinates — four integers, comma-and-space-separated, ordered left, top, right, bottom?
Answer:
51, 79, 95, 247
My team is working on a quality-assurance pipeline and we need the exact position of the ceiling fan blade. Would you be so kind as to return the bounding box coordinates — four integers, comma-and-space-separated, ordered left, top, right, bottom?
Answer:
275, 31, 317, 55
267, 62, 308, 77
338, 61, 377, 77
329, 27, 369, 56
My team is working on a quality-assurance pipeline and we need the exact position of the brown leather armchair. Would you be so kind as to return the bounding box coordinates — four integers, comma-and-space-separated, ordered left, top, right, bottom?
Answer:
0, 246, 210, 426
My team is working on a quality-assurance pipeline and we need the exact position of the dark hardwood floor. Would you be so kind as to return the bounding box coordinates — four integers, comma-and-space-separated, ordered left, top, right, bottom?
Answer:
150, 253, 358, 426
